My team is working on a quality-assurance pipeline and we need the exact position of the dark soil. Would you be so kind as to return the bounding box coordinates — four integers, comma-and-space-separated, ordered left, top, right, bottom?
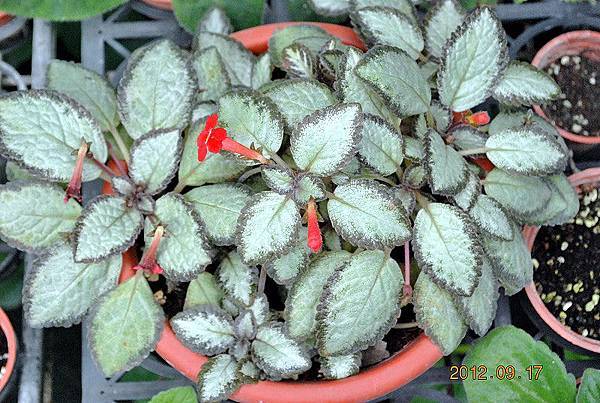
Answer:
542, 54, 600, 136
0, 328, 7, 383
532, 187, 600, 341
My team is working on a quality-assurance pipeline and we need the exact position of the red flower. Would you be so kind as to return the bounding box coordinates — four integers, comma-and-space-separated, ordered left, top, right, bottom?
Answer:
306, 199, 322, 253
64, 141, 88, 204
197, 114, 227, 161
452, 110, 490, 127
133, 225, 164, 275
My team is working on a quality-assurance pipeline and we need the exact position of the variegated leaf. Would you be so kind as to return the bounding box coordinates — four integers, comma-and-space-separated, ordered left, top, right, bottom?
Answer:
144, 193, 212, 281
309, 0, 350, 16
390, 185, 416, 216
218, 90, 285, 159
0, 181, 81, 253
252, 323, 311, 378
482, 223, 532, 296
404, 136, 424, 162
192, 46, 231, 102
316, 250, 403, 355
281, 43, 315, 79
485, 126, 567, 176
453, 170, 481, 210
234, 309, 257, 340
454, 259, 499, 336
413, 202, 483, 296
266, 232, 309, 286
352, 6, 424, 59
185, 183, 251, 246
261, 166, 294, 194
423, 0, 464, 59
196, 354, 241, 403
129, 128, 182, 195
291, 103, 362, 176
469, 195, 513, 240
195, 31, 256, 87
0, 90, 107, 182
356, 45, 431, 117
353, 0, 418, 24
294, 173, 326, 204
424, 129, 467, 195
431, 101, 452, 132
263, 79, 336, 128
449, 125, 487, 152
268, 25, 331, 67
338, 47, 397, 124
150, 386, 196, 403
437, 8, 508, 111
198, 6, 232, 35
251, 53, 272, 89
249, 293, 269, 326
171, 306, 235, 355
74, 196, 143, 263
24, 243, 121, 328
358, 114, 404, 176
523, 174, 578, 225
403, 164, 427, 188
328, 180, 411, 249
236, 191, 301, 265
493, 61, 560, 106
217, 251, 258, 307
285, 251, 351, 341
483, 168, 552, 221
577, 368, 600, 403
184, 272, 224, 310
414, 271, 467, 354
47, 60, 118, 132
319, 353, 361, 379
118, 40, 195, 139
88, 273, 163, 376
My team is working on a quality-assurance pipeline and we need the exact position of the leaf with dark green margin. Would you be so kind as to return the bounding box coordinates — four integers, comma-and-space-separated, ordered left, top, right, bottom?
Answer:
265, 231, 309, 286
252, 53, 272, 90
173, 0, 262, 33
431, 101, 452, 132
47, 60, 119, 132
448, 124, 487, 152
293, 173, 326, 205
437, 8, 508, 111
185, 183, 251, 246
356, 45, 431, 117
217, 251, 258, 307
0, 90, 107, 182
453, 170, 480, 211
469, 194, 513, 240
523, 174, 579, 226
285, 251, 351, 341
261, 166, 294, 195
194, 31, 256, 87
73, 195, 143, 263
358, 114, 403, 176
196, 354, 242, 403
185, 272, 223, 310
236, 191, 301, 265
317, 250, 403, 356
24, 243, 121, 328
197, 6, 232, 35
463, 326, 576, 402
252, 323, 311, 378
577, 369, 600, 403
328, 180, 411, 249
423, 0, 464, 59
351, 6, 424, 59
117, 40, 195, 139
171, 306, 235, 355
191, 47, 231, 102
0, 0, 127, 21
268, 25, 331, 67
403, 164, 427, 189
88, 273, 164, 377
413, 202, 483, 296
319, 353, 361, 379
129, 128, 182, 195
404, 136, 424, 162
0, 181, 81, 253
390, 186, 416, 216
424, 129, 467, 195
144, 193, 212, 281
281, 43, 316, 79
149, 386, 196, 403
493, 61, 560, 106
413, 272, 467, 355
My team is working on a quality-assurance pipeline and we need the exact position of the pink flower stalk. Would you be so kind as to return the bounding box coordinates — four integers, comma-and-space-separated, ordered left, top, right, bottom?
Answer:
306, 199, 322, 253
133, 225, 165, 275
64, 141, 88, 204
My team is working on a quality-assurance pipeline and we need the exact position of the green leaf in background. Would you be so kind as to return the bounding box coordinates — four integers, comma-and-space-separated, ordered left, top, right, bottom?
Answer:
423, 0, 465, 59
463, 326, 576, 402
316, 250, 403, 356
47, 60, 119, 132
577, 369, 600, 403
0, 181, 81, 253
184, 272, 224, 310
149, 386, 197, 403
89, 273, 164, 377
173, 0, 263, 33
493, 61, 560, 106
0, 0, 127, 21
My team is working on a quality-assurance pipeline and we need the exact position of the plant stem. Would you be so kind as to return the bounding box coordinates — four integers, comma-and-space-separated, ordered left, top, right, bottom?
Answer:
107, 143, 128, 177
90, 157, 117, 177
393, 322, 418, 330
269, 152, 290, 170
458, 147, 490, 156
414, 191, 430, 209
109, 126, 130, 164
367, 174, 397, 187
173, 181, 186, 194
425, 110, 435, 128
404, 241, 410, 285
258, 266, 267, 295
237, 167, 262, 183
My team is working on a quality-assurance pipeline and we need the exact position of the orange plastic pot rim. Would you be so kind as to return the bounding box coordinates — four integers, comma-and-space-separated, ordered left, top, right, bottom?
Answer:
0, 308, 17, 393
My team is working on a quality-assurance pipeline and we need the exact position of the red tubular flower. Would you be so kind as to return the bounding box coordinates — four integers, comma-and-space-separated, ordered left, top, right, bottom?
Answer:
306, 199, 322, 253
133, 225, 164, 275
64, 141, 88, 204
197, 114, 269, 164
452, 110, 490, 127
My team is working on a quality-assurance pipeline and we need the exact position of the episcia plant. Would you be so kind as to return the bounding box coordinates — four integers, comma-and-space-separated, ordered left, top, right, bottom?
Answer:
0, 2, 579, 401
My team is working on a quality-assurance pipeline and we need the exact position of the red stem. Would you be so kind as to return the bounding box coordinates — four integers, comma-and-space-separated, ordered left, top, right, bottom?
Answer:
90, 157, 118, 177
107, 143, 128, 177
402, 241, 413, 301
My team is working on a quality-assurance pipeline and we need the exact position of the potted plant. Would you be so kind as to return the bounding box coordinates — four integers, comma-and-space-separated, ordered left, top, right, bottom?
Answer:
522, 167, 600, 355
0, 308, 17, 396
531, 30, 600, 153
0, 2, 572, 401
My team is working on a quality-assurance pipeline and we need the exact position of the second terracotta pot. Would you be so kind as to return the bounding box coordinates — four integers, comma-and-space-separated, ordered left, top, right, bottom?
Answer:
0, 308, 17, 395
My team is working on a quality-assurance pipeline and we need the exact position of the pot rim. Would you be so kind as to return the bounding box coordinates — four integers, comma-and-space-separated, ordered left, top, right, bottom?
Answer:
523, 167, 600, 354
531, 30, 600, 144
111, 22, 443, 402
0, 308, 17, 392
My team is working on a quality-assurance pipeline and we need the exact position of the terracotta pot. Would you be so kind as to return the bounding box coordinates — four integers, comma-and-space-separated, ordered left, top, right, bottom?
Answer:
522, 167, 600, 355
0, 13, 12, 26
531, 30, 600, 145
109, 23, 443, 402
0, 308, 17, 393
140, 0, 173, 10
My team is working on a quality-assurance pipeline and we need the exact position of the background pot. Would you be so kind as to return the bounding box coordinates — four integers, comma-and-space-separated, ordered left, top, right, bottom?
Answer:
521, 167, 600, 356
0, 308, 17, 394
140, 0, 172, 10
531, 30, 600, 159
109, 23, 444, 403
